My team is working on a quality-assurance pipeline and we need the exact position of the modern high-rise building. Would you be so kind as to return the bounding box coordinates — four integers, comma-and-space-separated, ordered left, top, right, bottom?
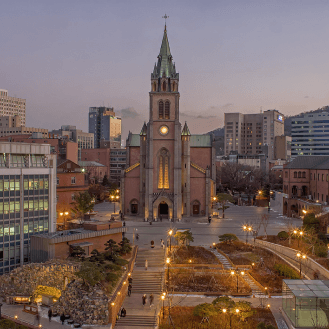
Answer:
291, 112, 329, 157
88, 107, 122, 148
224, 110, 285, 160
50, 125, 94, 161
0, 90, 26, 126
0, 142, 57, 274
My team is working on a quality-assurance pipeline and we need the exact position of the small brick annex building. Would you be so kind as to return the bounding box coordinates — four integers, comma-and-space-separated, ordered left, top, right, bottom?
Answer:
121, 25, 216, 221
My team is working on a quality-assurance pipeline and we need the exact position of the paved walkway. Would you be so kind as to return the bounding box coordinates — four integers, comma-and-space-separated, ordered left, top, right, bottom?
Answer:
115, 247, 166, 329
2, 304, 73, 328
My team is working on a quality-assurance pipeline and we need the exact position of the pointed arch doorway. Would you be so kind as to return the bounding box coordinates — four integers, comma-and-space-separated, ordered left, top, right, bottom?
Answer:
158, 201, 169, 218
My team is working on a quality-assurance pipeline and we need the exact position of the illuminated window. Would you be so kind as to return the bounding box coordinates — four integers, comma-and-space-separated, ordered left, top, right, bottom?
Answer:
165, 101, 170, 119
159, 101, 164, 119
158, 149, 169, 189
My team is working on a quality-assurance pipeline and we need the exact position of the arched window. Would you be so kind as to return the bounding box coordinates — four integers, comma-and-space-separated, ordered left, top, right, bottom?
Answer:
172, 81, 176, 92
158, 148, 169, 189
302, 171, 306, 178
159, 101, 164, 119
152, 82, 156, 92
165, 101, 170, 119
162, 81, 166, 91
294, 171, 297, 178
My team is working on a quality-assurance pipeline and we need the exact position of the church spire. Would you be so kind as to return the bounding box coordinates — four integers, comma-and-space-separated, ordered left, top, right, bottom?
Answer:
181, 122, 191, 136
151, 25, 179, 80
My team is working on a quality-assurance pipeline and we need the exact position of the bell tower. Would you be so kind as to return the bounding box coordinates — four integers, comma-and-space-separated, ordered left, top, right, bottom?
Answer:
145, 22, 182, 221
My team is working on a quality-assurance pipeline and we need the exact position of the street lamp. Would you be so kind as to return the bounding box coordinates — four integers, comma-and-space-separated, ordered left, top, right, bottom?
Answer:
161, 295, 165, 319
166, 257, 170, 290
296, 252, 307, 277
293, 229, 304, 247
168, 230, 173, 251
242, 225, 253, 244
230, 270, 245, 293
222, 308, 239, 329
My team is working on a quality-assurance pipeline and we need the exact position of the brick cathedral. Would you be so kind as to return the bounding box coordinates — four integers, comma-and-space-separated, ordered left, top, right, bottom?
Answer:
121, 25, 216, 221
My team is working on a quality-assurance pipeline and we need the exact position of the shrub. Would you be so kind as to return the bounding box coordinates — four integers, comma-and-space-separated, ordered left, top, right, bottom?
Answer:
303, 213, 320, 232
105, 272, 121, 285
76, 261, 105, 286
315, 243, 328, 258
277, 231, 289, 240
273, 263, 300, 279
218, 234, 238, 244
113, 257, 128, 266
0, 320, 28, 329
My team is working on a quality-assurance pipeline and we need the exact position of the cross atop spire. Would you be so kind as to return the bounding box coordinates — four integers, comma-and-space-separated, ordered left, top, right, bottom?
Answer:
162, 14, 169, 30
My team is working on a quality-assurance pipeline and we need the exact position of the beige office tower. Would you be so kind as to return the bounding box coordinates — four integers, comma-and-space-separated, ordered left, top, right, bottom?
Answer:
224, 110, 284, 160
0, 90, 26, 126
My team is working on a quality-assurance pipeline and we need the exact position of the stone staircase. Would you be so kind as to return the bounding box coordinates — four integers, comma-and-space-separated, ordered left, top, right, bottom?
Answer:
209, 247, 232, 270
131, 271, 163, 294
115, 315, 157, 328
134, 248, 166, 267
242, 274, 265, 296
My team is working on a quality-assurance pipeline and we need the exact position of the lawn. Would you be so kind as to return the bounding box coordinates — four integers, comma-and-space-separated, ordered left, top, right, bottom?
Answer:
159, 306, 277, 329
216, 241, 300, 293
169, 246, 222, 265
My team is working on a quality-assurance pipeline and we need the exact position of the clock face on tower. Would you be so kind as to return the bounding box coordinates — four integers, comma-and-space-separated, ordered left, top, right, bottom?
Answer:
159, 125, 169, 136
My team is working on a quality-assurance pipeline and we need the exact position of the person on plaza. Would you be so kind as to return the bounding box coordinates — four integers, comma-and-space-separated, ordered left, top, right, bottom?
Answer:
128, 276, 133, 284
128, 284, 132, 296
149, 294, 154, 307
208, 215, 211, 224
121, 307, 126, 317
142, 294, 147, 306
48, 308, 52, 322
35, 313, 40, 326
145, 259, 148, 270
136, 233, 139, 240
60, 313, 65, 325
123, 221, 126, 227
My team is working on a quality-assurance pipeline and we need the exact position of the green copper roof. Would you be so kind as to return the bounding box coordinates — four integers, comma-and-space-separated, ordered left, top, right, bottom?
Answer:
129, 134, 140, 147
151, 26, 179, 80
190, 135, 212, 147
181, 122, 191, 136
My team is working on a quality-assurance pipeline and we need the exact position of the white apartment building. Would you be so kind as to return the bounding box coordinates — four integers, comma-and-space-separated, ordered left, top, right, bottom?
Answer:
0, 142, 56, 274
0, 90, 26, 126
291, 112, 329, 157
224, 110, 284, 160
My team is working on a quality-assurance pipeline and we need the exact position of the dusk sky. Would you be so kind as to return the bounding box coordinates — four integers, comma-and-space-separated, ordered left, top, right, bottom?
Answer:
2, 1, 329, 143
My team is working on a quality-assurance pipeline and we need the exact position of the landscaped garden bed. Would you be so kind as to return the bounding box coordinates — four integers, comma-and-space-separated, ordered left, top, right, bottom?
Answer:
159, 300, 277, 329
169, 246, 222, 265
169, 268, 251, 294
216, 240, 300, 293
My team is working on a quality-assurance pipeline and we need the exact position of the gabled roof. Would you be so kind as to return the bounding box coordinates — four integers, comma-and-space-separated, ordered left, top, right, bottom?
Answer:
140, 122, 147, 136
285, 156, 329, 169
190, 135, 211, 147
181, 122, 191, 136
151, 26, 179, 79
129, 134, 140, 147
57, 159, 80, 169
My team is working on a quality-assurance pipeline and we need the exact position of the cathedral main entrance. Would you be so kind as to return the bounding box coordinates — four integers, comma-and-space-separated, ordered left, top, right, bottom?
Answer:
158, 201, 169, 218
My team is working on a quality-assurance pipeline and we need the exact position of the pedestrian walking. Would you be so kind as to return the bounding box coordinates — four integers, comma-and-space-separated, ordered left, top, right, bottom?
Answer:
60, 313, 65, 325
35, 313, 40, 326
142, 294, 147, 306
145, 259, 148, 270
121, 307, 126, 317
128, 284, 132, 296
123, 221, 126, 227
48, 308, 52, 322
208, 215, 211, 224
149, 294, 154, 307
128, 276, 133, 284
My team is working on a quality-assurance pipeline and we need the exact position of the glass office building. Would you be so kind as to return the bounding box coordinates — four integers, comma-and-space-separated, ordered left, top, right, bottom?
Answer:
291, 112, 329, 157
0, 143, 56, 274
283, 279, 329, 328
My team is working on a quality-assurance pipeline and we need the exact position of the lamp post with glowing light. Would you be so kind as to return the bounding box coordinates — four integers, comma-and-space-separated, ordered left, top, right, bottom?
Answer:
222, 308, 240, 329
243, 225, 252, 244
230, 269, 245, 293
166, 258, 170, 290
161, 294, 165, 319
168, 230, 173, 251
59, 211, 69, 230
296, 252, 307, 277
293, 229, 304, 248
